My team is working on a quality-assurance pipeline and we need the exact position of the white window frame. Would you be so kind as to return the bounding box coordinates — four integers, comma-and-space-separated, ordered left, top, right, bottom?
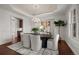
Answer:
68, 5, 78, 39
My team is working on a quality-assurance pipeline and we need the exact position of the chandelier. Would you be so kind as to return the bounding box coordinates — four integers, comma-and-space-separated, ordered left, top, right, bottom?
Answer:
32, 4, 40, 23
32, 16, 40, 23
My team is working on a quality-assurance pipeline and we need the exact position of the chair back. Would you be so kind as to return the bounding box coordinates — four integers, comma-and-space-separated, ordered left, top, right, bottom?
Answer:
21, 33, 31, 48
53, 34, 59, 50
30, 34, 42, 51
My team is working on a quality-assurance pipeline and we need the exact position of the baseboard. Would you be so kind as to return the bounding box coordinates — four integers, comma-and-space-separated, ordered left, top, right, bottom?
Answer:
0, 39, 11, 45
65, 39, 79, 55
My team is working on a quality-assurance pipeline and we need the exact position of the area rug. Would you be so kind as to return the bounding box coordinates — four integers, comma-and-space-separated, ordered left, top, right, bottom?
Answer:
7, 42, 58, 55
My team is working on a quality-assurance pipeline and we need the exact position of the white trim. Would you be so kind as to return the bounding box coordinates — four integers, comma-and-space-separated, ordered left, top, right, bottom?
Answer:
65, 38, 79, 55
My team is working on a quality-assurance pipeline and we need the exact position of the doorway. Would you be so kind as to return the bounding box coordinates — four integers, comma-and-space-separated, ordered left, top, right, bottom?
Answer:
10, 17, 23, 43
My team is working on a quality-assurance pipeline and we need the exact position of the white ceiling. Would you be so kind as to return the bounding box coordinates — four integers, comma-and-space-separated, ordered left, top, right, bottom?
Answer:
11, 4, 57, 15
0, 4, 71, 18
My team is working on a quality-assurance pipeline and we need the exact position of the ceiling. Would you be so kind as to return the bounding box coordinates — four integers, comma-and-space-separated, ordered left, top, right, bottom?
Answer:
0, 4, 70, 18
11, 4, 57, 15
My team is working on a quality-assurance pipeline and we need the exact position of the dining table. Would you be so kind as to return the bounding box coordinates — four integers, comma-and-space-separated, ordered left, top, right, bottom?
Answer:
40, 33, 51, 48
24, 32, 52, 48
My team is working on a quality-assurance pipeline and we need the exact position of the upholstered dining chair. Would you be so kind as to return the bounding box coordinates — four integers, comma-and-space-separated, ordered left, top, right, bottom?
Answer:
21, 33, 31, 48
30, 34, 42, 51
47, 34, 59, 51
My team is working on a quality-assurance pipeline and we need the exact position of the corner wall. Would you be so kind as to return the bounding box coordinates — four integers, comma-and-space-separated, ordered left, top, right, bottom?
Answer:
64, 5, 79, 54
0, 9, 30, 45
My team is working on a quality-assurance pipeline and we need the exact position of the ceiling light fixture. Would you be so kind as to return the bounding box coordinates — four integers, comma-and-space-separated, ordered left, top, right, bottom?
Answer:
32, 4, 40, 23
32, 16, 40, 23
33, 4, 40, 9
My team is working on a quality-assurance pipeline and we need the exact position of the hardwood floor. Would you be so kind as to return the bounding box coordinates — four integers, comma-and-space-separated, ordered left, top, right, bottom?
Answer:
0, 40, 74, 55
0, 42, 20, 55
58, 40, 74, 55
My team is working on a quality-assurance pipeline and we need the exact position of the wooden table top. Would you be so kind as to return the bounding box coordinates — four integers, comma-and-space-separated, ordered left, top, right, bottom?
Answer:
23, 33, 51, 38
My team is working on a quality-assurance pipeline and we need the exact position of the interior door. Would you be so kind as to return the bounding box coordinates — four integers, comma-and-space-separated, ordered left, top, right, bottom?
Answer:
10, 17, 17, 43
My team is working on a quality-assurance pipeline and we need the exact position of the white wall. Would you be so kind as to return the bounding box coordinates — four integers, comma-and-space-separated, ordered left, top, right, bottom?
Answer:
59, 15, 67, 40
0, 8, 30, 45
23, 17, 31, 33
64, 5, 79, 54
0, 9, 11, 44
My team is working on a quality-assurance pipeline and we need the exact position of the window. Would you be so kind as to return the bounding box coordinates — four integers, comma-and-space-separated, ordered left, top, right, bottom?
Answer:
73, 9, 76, 37
69, 7, 78, 39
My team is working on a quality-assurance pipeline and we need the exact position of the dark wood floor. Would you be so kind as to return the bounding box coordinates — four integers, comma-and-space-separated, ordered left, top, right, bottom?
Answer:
0, 40, 74, 55
58, 40, 74, 55
0, 42, 20, 55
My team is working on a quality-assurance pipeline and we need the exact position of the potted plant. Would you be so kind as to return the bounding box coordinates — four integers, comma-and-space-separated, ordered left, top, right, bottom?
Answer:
32, 27, 39, 34
54, 20, 66, 37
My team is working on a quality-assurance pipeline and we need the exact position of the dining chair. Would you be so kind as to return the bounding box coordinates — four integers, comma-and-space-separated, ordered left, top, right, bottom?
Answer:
21, 33, 31, 48
47, 34, 59, 51
30, 34, 42, 51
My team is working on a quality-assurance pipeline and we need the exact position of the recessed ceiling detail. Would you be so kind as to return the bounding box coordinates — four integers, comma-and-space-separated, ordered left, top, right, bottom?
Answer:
11, 4, 57, 15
